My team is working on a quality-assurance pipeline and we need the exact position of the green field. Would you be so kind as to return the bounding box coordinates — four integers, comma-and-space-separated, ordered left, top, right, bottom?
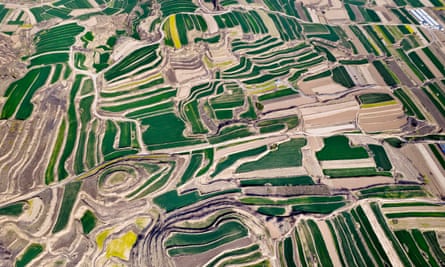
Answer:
16, 243, 44, 267
316, 135, 368, 160
0, 202, 25, 216
236, 138, 306, 173
52, 181, 82, 233
81, 210, 96, 234
369, 145, 392, 171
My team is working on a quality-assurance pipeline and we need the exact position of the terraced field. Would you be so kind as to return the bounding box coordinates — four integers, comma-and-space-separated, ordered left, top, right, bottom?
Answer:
0, 0, 445, 266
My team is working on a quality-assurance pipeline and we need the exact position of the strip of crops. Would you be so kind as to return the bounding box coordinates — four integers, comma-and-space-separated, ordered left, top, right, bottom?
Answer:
1, 66, 51, 120
236, 138, 306, 173
16, 244, 44, 267
370, 202, 414, 266
393, 88, 425, 119
240, 176, 314, 186
409, 51, 435, 79
211, 145, 267, 177
52, 181, 82, 233
372, 61, 399, 86
386, 212, 445, 218
165, 220, 248, 256
0, 202, 25, 216
394, 230, 429, 266
207, 244, 260, 267
154, 189, 241, 212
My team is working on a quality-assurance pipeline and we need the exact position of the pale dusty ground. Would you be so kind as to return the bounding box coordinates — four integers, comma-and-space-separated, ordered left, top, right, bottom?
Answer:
262, 96, 316, 113
202, 13, 218, 34
390, 218, 445, 231
368, 63, 387, 86
265, 220, 281, 239
70, 8, 102, 16
215, 135, 287, 160
324, 9, 348, 22
302, 148, 324, 179
260, 107, 300, 121
299, 77, 349, 95
361, 202, 404, 267
304, 109, 357, 128
316, 220, 343, 267
320, 158, 376, 169
174, 66, 209, 84
305, 123, 356, 135
387, 143, 421, 181
307, 136, 324, 152
358, 103, 406, 132
323, 176, 394, 189
173, 237, 252, 267
258, 9, 280, 37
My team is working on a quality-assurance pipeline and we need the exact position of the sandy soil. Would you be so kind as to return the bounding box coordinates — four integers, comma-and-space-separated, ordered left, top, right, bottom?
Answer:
305, 110, 357, 128
324, 176, 394, 189
299, 77, 350, 95
320, 158, 376, 169
361, 202, 404, 267
262, 95, 316, 113
305, 124, 356, 135
316, 220, 343, 267
202, 13, 218, 34
302, 148, 324, 179
324, 9, 348, 23
265, 220, 281, 239
368, 63, 387, 86
387, 143, 421, 181
173, 237, 253, 267
358, 104, 406, 132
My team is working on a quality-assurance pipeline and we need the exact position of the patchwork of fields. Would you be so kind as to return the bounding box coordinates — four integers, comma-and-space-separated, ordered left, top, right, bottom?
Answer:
1, 0, 445, 266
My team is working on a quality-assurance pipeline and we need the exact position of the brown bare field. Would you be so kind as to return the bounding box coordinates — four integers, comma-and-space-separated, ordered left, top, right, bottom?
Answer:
323, 176, 394, 189
320, 158, 376, 169
172, 237, 253, 267
358, 103, 406, 132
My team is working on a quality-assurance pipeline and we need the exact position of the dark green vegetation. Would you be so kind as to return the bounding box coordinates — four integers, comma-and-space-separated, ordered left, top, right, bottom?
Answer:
0, 202, 25, 216
324, 168, 391, 178
373, 61, 399, 86
316, 135, 368, 160
358, 185, 426, 199
80, 210, 96, 234
154, 189, 241, 212
237, 138, 306, 173
52, 181, 82, 233
393, 88, 425, 119
16, 244, 44, 267
240, 176, 314, 186
429, 144, 445, 169
332, 66, 355, 88
165, 220, 248, 256
387, 212, 445, 218
358, 93, 394, 104
371, 202, 413, 266
384, 137, 405, 148
211, 145, 267, 177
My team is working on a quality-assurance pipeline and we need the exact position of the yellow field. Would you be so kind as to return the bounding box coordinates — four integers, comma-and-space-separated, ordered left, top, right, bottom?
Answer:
106, 231, 137, 260
96, 228, 112, 249
361, 100, 397, 108
170, 15, 181, 49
